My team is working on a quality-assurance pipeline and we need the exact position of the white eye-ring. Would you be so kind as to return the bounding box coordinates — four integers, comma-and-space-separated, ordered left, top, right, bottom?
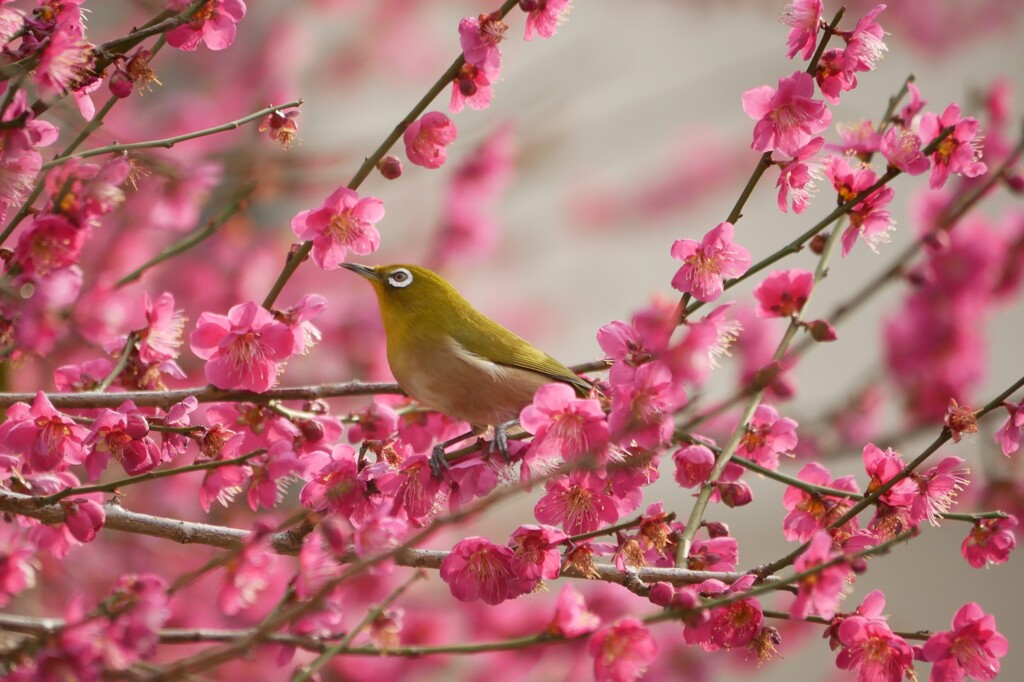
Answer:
387, 268, 413, 288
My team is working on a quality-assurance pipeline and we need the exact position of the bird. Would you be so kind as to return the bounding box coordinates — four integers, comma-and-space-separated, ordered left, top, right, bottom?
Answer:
341, 263, 591, 471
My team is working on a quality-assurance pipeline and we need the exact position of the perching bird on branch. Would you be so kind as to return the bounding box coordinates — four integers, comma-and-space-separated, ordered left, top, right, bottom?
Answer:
341, 263, 591, 468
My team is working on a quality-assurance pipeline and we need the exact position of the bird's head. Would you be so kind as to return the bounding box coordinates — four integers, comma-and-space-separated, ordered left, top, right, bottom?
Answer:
341, 263, 466, 321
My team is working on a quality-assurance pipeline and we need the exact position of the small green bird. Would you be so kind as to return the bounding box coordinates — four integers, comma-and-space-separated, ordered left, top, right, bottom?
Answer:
341, 263, 591, 460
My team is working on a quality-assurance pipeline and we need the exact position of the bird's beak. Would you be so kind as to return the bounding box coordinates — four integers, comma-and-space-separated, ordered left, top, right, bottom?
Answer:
340, 262, 381, 281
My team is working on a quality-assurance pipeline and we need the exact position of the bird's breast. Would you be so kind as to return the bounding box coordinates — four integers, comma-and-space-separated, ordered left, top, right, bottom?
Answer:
388, 336, 550, 428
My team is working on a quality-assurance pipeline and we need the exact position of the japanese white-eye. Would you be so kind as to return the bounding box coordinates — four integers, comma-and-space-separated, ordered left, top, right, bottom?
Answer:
341, 263, 591, 433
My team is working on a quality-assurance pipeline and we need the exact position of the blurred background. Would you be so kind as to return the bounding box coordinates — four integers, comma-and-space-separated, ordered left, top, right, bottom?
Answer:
12, 0, 1024, 679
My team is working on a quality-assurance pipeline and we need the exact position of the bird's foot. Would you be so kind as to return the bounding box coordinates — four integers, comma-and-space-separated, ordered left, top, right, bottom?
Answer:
430, 443, 452, 479
488, 420, 518, 462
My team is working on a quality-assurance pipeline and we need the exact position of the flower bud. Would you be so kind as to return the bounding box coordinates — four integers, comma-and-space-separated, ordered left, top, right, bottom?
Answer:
298, 418, 325, 443
703, 521, 731, 538
717, 481, 753, 508
809, 233, 828, 254
109, 69, 133, 98
648, 582, 676, 607
125, 414, 150, 440
519, 0, 540, 11
805, 319, 838, 342
377, 155, 403, 180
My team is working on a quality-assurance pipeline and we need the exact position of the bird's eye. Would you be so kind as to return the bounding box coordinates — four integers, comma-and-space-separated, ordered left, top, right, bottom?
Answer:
388, 268, 413, 288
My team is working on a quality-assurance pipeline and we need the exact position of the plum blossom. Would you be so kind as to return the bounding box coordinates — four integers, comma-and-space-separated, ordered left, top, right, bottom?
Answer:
0, 525, 37, 606
34, 15, 92, 97
781, 0, 823, 59
920, 103, 987, 189
776, 136, 823, 213
684, 575, 764, 651
13, 214, 87, 276
534, 471, 619, 535
459, 13, 506, 72
908, 456, 968, 526
961, 516, 1017, 568
167, 0, 247, 51
190, 301, 295, 392
842, 4, 888, 73
549, 584, 600, 637
137, 292, 185, 364
823, 155, 896, 255
404, 112, 458, 169
522, 0, 572, 41
608, 361, 686, 448
291, 187, 384, 269
508, 524, 566, 583
835, 590, 915, 681
219, 524, 274, 615
782, 462, 860, 541
742, 71, 831, 157
753, 269, 814, 318
922, 602, 1007, 682
791, 531, 848, 619
738, 404, 798, 470
673, 443, 715, 488
993, 400, 1024, 456
439, 536, 527, 605
670, 222, 751, 302
520, 382, 609, 461
0, 392, 87, 473
589, 618, 657, 682
880, 126, 930, 175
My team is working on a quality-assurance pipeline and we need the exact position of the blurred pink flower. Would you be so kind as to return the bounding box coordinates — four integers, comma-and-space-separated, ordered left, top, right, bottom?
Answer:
608, 361, 686, 448
459, 13, 505, 72
14, 214, 88, 276
994, 401, 1024, 456
589, 618, 657, 682
522, 0, 572, 41
549, 584, 600, 637
791, 531, 848, 619
138, 292, 185, 364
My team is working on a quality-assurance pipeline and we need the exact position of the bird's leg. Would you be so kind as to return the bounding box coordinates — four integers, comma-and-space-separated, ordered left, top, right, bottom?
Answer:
429, 429, 477, 479
489, 419, 519, 462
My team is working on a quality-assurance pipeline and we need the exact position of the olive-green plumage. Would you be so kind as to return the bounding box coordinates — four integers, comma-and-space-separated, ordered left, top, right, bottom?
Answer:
342, 263, 590, 428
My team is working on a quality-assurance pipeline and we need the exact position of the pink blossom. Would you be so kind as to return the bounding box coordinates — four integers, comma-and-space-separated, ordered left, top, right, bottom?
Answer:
0, 392, 87, 473
742, 71, 832, 157
275, 293, 328, 356
608, 361, 686, 448
815, 49, 858, 103
835, 593, 915, 682
782, 462, 860, 541
138, 292, 185, 364
908, 456, 968, 526
843, 4, 888, 73
520, 382, 609, 461
447, 457, 499, 512
776, 136, 823, 213
0, 145, 42, 213
347, 400, 400, 443
459, 13, 506, 72
14, 214, 87, 276
670, 222, 751, 302
534, 471, 619, 535
791, 531, 848, 619
450, 62, 495, 112
753, 269, 814, 318
508, 524, 566, 582
549, 584, 600, 637
862, 443, 918, 509
0, 525, 37, 606
404, 112, 457, 169
218, 524, 274, 615
961, 516, 1017, 568
923, 602, 1007, 682
684, 575, 764, 651
673, 443, 715, 488
993, 401, 1024, 456
781, 0, 823, 59
439, 536, 527, 605
375, 452, 446, 526
823, 155, 896, 255
880, 127, 930, 175
597, 319, 663, 387
84, 403, 162, 478
898, 81, 927, 126
167, 0, 247, 51
523, 0, 572, 41
246, 441, 301, 511
738, 404, 798, 470
291, 187, 384, 269
190, 301, 295, 392
54, 357, 113, 392
920, 103, 988, 190
298, 444, 373, 522
34, 15, 92, 96
687, 535, 738, 572
62, 496, 105, 543
588, 618, 657, 682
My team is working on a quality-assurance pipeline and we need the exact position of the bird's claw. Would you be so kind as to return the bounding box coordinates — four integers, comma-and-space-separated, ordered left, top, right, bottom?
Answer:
430, 443, 452, 479
488, 420, 516, 462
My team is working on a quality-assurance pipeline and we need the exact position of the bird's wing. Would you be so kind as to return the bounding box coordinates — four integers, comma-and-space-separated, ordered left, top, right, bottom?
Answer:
450, 314, 592, 396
